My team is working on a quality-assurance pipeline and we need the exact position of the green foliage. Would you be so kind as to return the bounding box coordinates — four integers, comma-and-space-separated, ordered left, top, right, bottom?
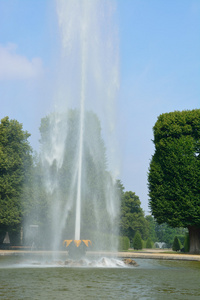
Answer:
0, 117, 32, 231
83, 231, 119, 251
22, 155, 50, 248
148, 109, 200, 253
155, 223, 181, 247
145, 215, 157, 242
148, 109, 200, 228
35, 110, 120, 244
145, 215, 187, 247
146, 237, 152, 248
118, 236, 130, 251
120, 191, 148, 240
172, 236, 181, 251
175, 234, 185, 247
184, 233, 190, 252
133, 231, 143, 250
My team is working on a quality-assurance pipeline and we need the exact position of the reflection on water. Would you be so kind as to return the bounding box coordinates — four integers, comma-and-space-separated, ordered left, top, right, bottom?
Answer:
0, 255, 200, 299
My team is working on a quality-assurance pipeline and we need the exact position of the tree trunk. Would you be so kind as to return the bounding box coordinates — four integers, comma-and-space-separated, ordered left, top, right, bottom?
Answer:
188, 226, 200, 254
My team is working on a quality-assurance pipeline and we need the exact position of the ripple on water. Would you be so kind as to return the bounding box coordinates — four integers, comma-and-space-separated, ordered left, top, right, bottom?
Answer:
0, 257, 200, 299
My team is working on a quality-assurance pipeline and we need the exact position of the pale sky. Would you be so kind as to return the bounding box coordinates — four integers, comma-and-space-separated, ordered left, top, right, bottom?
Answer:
1, 0, 199, 214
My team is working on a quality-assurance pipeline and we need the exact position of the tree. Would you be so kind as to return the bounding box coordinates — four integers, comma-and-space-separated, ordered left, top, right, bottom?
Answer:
145, 215, 157, 242
36, 110, 120, 249
154, 223, 174, 247
133, 231, 143, 250
118, 236, 130, 251
120, 191, 148, 240
184, 233, 190, 253
22, 153, 51, 248
148, 109, 200, 253
0, 117, 32, 243
172, 236, 181, 252
146, 237, 152, 249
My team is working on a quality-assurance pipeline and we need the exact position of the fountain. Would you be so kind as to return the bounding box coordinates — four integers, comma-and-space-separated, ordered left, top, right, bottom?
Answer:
28, 0, 120, 261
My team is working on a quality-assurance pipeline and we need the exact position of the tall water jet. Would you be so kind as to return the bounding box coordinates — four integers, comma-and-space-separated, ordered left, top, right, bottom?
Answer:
27, 0, 120, 254
75, 3, 88, 240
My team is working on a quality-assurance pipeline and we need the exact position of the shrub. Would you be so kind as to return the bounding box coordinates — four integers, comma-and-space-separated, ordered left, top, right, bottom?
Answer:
118, 236, 130, 251
172, 236, 181, 252
133, 231, 143, 250
146, 237, 152, 249
176, 234, 185, 246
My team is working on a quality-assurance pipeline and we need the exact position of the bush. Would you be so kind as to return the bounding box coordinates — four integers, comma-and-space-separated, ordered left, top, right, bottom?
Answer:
146, 237, 152, 249
118, 236, 130, 251
172, 236, 181, 252
183, 233, 190, 253
133, 231, 143, 250
176, 234, 185, 246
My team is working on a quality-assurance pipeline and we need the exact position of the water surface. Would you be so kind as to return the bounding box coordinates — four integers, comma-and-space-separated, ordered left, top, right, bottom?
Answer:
0, 256, 200, 299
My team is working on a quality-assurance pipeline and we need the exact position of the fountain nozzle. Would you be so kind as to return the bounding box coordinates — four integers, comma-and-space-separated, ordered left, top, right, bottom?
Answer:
63, 239, 92, 248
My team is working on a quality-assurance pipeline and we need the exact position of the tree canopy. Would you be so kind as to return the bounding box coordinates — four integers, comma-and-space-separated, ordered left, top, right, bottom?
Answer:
148, 109, 200, 253
120, 191, 148, 240
35, 109, 120, 249
0, 117, 32, 239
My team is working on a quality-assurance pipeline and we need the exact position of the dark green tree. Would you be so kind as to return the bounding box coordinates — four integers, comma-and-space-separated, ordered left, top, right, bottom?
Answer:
172, 236, 181, 252
148, 109, 200, 253
0, 117, 32, 243
133, 231, 143, 250
146, 237, 152, 249
120, 191, 148, 240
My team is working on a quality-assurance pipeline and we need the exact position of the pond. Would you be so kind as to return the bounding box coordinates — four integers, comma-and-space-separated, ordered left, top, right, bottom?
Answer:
0, 255, 200, 299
